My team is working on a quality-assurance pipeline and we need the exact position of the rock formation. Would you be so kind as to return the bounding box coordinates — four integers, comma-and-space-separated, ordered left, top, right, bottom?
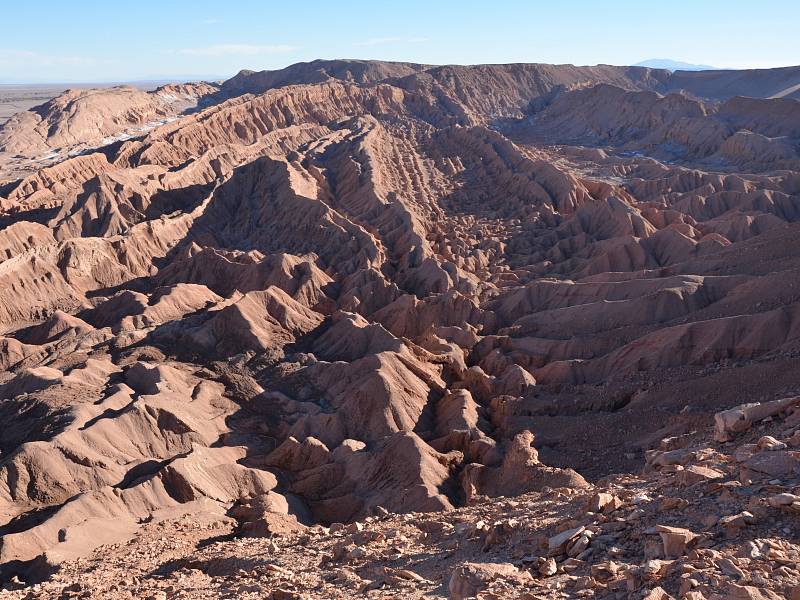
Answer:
0, 59, 799, 597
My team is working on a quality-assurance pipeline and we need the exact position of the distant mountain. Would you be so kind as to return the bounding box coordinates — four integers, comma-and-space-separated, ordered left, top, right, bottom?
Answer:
635, 58, 718, 71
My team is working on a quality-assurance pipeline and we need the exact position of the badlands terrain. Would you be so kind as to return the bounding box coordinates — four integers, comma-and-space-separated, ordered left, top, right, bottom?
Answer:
0, 59, 800, 598
0, 81, 190, 129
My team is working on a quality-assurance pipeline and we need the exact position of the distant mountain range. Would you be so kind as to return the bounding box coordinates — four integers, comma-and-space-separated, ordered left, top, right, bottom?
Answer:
635, 58, 718, 71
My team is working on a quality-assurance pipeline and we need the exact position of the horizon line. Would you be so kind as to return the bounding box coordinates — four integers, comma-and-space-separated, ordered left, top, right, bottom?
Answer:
2, 58, 799, 86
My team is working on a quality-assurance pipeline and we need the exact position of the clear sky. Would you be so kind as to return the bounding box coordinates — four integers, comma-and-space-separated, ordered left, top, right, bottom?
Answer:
1, 0, 798, 83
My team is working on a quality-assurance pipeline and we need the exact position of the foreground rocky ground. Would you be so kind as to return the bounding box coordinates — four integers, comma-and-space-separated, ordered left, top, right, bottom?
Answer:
3, 396, 800, 599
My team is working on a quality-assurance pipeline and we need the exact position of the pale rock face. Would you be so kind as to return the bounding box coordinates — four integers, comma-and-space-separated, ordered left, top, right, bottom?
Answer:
0, 59, 798, 590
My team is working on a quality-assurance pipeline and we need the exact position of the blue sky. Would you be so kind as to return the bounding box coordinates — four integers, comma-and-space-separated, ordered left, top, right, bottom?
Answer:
1, 0, 798, 83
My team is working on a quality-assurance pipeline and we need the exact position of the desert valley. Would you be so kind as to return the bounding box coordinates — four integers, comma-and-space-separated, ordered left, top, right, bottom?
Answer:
0, 55, 800, 599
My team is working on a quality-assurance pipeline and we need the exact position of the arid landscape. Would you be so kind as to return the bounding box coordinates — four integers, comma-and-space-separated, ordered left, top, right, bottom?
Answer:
0, 82, 187, 128
0, 86, 79, 128
1, 56, 800, 600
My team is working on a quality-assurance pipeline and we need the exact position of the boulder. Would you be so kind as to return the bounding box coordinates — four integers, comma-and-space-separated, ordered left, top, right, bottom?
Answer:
656, 525, 697, 558
715, 397, 800, 442
677, 465, 725, 486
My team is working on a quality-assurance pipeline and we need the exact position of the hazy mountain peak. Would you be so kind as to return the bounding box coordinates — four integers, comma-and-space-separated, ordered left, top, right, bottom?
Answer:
635, 58, 718, 71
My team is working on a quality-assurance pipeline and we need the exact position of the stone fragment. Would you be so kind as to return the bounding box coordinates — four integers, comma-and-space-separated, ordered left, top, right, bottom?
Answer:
715, 397, 800, 442
587, 492, 621, 513
590, 561, 620, 582
655, 525, 697, 558
743, 450, 800, 478
642, 587, 676, 600
677, 464, 725, 486
767, 492, 800, 507
717, 557, 746, 579
567, 533, 591, 557
756, 436, 787, 451
647, 449, 694, 467
538, 557, 557, 577
448, 562, 529, 600
719, 511, 756, 530
547, 526, 585, 556
712, 583, 785, 600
